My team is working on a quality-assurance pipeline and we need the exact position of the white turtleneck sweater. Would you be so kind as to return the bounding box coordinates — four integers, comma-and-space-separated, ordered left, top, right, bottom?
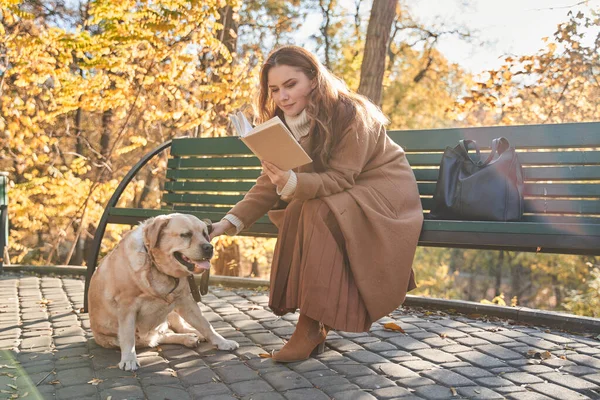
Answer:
222, 109, 311, 235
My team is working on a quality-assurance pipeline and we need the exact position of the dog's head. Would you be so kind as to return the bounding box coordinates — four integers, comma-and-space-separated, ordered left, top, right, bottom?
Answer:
142, 213, 213, 278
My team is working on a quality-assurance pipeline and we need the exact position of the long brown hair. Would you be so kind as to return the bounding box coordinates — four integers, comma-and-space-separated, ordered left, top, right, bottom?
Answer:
256, 45, 388, 169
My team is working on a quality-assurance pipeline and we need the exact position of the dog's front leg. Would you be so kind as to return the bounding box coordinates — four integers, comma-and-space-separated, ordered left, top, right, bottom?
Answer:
117, 310, 140, 371
175, 297, 239, 351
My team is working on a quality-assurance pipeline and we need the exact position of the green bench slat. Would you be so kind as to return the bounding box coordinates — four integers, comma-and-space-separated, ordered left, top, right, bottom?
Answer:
419, 198, 600, 215
166, 169, 261, 180
168, 165, 600, 184
165, 181, 255, 192
163, 193, 244, 205
422, 219, 600, 236
162, 196, 600, 216
107, 209, 600, 237
388, 122, 600, 151
164, 181, 600, 199
413, 165, 600, 182
168, 157, 261, 168
406, 151, 600, 167
171, 137, 251, 156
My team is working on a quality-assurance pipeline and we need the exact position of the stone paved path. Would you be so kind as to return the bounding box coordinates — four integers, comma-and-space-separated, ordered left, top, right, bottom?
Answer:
1, 273, 600, 400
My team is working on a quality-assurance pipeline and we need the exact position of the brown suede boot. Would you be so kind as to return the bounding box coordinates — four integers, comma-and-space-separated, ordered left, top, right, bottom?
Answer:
272, 314, 327, 363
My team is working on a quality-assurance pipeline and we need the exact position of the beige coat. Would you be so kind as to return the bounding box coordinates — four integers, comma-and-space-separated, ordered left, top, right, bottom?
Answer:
228, 122, 423, 322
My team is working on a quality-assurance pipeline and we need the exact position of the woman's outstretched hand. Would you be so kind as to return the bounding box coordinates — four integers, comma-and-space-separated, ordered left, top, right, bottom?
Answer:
209, 219, 235, 240
261, 161, 291, 189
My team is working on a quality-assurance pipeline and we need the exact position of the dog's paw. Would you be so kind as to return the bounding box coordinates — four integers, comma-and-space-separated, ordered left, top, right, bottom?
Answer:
183, 335, 200, 348
118, 357, 140, 371
215, 338, 239, 351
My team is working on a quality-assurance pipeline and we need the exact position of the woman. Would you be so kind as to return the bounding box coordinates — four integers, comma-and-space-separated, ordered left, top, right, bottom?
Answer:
210, 45, 423, 363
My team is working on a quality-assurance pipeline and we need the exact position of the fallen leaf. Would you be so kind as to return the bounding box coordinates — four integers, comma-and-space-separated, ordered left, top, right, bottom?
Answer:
383, 323, 406, 333
106, 397, 112, 400
7, 384, 17, 390
258, 353, 272, 358
21, 392, 28, 398
559, 355, 567, 360
474, 389, 481, 394
450, 387, 458, 396
540, 351, 552, 360
439, 333, 448, 339
87, 378, 103, 386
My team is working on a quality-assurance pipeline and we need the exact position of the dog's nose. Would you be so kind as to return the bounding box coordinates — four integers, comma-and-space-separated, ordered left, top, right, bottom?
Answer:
202, 243, 213, 256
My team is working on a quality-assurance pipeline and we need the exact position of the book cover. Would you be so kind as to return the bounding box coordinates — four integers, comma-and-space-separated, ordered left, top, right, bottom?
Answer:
229, 112, 312, 171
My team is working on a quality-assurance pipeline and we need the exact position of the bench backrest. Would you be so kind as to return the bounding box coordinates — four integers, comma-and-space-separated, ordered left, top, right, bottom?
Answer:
164, 122, 600, 234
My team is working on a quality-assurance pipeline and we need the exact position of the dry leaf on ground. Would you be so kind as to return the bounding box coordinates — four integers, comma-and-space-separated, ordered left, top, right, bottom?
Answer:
383, 323, 406, 333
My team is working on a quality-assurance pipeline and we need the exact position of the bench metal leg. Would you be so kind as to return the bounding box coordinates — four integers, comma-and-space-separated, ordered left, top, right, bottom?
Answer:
0, 205, 7, 274
83, 139, 173, 313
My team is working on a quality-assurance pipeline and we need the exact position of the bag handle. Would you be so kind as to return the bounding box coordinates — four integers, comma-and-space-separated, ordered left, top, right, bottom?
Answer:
458, 140, 482, 165
481, 137, 511, 165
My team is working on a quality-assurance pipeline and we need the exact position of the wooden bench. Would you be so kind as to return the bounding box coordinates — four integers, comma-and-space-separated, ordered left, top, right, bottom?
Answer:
83, 121, 600, 311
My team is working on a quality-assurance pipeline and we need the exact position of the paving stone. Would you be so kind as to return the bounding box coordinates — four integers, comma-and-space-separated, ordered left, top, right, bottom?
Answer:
386, 336, 430, 351
582, 373, 600, 385
320, 383, 361, 397
519, 364, 555, 374
214, 362, 260, 383
349, 374, 396, 390
400, 360, 438, 372
229, 379, 275, 396
54, 366, 95, 387
413, 348, 460, 364
189, 382, 232, 398
325, 389, 377, 400
361, 341, 397, 352
327, 339, 365, 353
242, 392, 286, 400
329, 362, 378, 377
371, 385, 413, 399
450, 366, 494, 379
282, 388, 330, 400
528, 382, 591, 399
456, 386, 504, 399
261, 370, 312, 391
145, 385, 191, 400
56, 383, 98, 399
475, 376, 514, 387
421, 368, 476, 387
475, 343, 523, 360
414, 384, 458, 400
372, 362, 419, 379
455, 336, 492, 347
247, 332, 285, 346
539, 372, 599, 390
100, 385, 145, 400
455, 351, 507, 369
287, 358, 328, 373
309, 374, 352, 389
345, 350, 390, 364
178, 366, 219, 385
471, 331, 514, 344
506, 392, 554, 400
514, 336, 563, 350
502, 372, 545, 385
566, 354, 600, 369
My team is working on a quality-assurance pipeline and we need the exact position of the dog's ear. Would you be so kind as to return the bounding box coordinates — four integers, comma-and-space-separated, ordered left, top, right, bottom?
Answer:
143, 215, 170, 249
201, 219, 213, 235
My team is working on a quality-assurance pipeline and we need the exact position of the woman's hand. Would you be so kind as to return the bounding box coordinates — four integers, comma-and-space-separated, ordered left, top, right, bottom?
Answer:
209, 219, 235, 240
261, 161, 291, 189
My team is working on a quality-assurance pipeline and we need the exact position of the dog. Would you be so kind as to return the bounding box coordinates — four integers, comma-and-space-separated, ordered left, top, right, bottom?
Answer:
88, 213, 239, 371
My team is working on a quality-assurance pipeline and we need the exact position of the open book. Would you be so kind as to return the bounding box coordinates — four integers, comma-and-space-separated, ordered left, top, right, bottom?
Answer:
229, 111, 312, 171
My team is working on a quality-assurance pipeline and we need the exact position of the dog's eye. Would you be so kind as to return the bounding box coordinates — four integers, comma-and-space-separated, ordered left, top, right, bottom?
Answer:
180, 232, 193, 238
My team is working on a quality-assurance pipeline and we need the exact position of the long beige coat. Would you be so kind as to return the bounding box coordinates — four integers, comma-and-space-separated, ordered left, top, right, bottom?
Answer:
228, 121, 423, 323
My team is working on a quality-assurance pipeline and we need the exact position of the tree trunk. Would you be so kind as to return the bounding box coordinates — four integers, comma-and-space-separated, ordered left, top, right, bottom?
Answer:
100, 109, 112, 159
358, 0, 397, 106
495, 250, 504, 296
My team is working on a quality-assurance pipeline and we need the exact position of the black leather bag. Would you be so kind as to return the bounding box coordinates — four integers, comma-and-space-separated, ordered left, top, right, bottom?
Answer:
428, 137, 524, 221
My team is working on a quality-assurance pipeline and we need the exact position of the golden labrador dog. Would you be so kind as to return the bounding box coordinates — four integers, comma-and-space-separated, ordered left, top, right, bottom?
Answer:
88, 213, 239, 371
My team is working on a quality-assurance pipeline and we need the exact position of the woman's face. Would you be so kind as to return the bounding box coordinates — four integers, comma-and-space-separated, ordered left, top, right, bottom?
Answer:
267, 65, 315, 117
